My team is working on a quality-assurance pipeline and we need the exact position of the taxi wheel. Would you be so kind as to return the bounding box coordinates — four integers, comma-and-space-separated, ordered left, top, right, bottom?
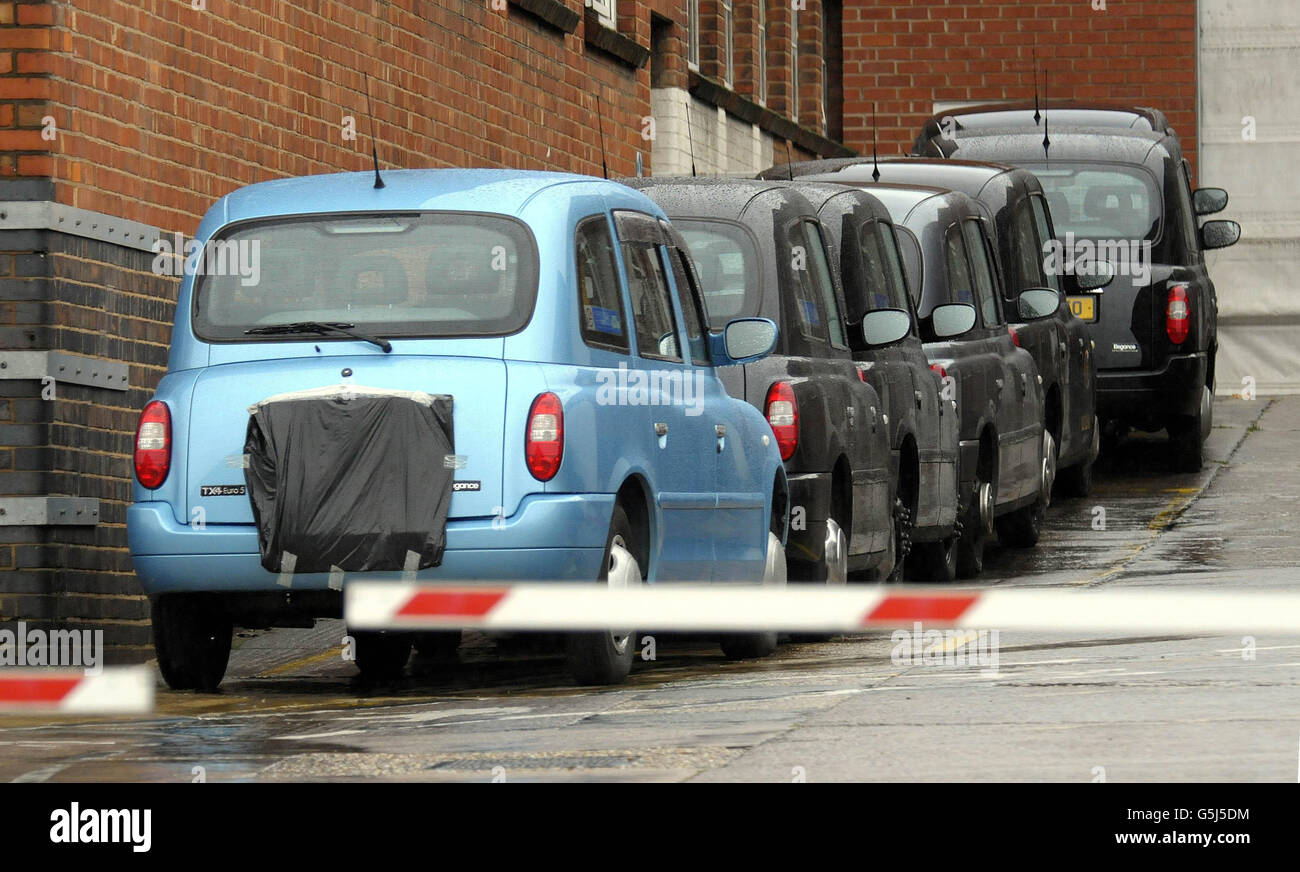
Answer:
351, 631, 412, 683
152, 594, 232, 693
565, 504, 640, 686
956, 474, 994, 579
907, 535, 957, 583
998, 431, 1056, 549
1169, 386, 1211, 473
720, 531, 785, 660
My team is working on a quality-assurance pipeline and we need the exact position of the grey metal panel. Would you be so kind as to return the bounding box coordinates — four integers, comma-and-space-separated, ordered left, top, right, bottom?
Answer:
0, 497, 100, 526
0, 351, 129, 391
0, 201, 161, 253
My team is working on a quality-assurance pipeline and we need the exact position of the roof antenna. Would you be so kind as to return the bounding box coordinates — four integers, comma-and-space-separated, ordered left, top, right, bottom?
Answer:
1032, 48, 1042, 126
871, 101, 881, 182
1041, 65, 1051, 161
683, 93, 698, 177
594, 91, 609, 179
364, 73, 385, 189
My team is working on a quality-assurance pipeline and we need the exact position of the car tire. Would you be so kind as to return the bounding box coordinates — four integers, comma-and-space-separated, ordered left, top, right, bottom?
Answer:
791, 515, 848, 641
997, 431, 1056, 549
565, 504, 640, 686
906, 535, 957, 583
720, 531, 785, 660
956, 473, 994, 579
152, 594, 233, 693
351, 630, 413, 683
1169, 386, 1211, 473
413, 630, 462, 662
1056, 459, 1093, 499
1057, 416, 1099, 498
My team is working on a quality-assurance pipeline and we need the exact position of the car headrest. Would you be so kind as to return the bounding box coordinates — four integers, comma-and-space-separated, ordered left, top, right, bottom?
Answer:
1044, 192, 1070, 225
1084, 186, 1141, 219
342, 256, 409, 307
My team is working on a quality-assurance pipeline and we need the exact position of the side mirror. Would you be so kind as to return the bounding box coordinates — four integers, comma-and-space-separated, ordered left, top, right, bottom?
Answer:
930, 303, 977, 339
658, 332, 679, 358
1075, 260, 1114, 292
1201, 219, 1241, 250
709, 317, 779, 366
1193, 188, 1229, 216
860, 308, 912, 348
1016, 287, 1061, 321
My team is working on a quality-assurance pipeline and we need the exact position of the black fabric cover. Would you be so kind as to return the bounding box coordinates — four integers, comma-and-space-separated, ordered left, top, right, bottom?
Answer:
244, 386, 454, 574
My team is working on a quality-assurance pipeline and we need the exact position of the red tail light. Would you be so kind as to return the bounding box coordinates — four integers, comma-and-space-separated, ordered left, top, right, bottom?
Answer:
1008, 325, 1021, 347
856, 367, 867, 383
929, 363, 948, 380
525, 392, 564, 481
1166, 284, 1190, 345
134, 401, 172, 489
765, 382, 799, 461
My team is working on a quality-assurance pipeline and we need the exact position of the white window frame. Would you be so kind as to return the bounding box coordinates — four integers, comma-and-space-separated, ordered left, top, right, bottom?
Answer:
590, 0, 617, 30
757, 1, 768, 105
791, 5, 800, 122
722, 0, 734, 87
687, 0, 700, 70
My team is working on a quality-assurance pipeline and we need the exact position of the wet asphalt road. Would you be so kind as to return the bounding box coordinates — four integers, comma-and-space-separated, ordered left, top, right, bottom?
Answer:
3, 396, 1298, 782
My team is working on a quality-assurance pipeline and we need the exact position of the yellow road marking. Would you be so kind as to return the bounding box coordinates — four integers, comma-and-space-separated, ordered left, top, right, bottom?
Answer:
253, 646, 344, 678
923, 631, 981, 656
1072, 489, 1198, 586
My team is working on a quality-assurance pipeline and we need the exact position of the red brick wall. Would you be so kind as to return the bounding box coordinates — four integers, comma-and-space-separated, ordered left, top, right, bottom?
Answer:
841, 0, 1200, 180
4, 0, 662, 234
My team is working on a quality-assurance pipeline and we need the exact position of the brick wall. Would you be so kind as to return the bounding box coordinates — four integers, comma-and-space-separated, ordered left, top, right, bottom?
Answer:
0, 221, 173, 661
9, 0, 659, 235
841, 0, 1201, 181
0, 0, 672, 659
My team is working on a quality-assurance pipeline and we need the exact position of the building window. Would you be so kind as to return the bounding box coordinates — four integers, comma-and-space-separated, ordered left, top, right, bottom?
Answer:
590, 0, 617, 30
757, 0, 768, 104
722, 0, 734, 87
687, 0, 700, 69
823, 0, 842, 140
791, 4, 800, 122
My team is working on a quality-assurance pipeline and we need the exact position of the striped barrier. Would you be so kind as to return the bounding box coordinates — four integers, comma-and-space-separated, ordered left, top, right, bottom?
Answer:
0, 667, 154, 714
345, 582, 1300, 636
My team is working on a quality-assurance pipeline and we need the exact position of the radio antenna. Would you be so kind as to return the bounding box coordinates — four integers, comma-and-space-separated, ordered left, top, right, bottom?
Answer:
1041, 66, 1051, 161
871, 101, 881, 181
364, 73, 385, 189
1032, 48, 1042, 126
594, 91, 609, 179
684, 93, 698, 177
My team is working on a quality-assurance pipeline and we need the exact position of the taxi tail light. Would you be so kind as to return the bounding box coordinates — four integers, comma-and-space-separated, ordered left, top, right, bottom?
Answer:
134, 401, 172, 489
1166, 284, 1190, 345
765, 382, 799, 461
526, 392, 564, 481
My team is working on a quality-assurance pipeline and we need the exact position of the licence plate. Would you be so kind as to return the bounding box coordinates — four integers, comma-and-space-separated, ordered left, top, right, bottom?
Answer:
1067, 295, 1097, 322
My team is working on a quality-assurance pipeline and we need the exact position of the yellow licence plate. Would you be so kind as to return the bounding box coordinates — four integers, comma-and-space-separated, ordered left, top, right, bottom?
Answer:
1067, 295, 1097, 322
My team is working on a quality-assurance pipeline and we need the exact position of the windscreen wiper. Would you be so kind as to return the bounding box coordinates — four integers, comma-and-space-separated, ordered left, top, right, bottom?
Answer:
244, 321, 392, 353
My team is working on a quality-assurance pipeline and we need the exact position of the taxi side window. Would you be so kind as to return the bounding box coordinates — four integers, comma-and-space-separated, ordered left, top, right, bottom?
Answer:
1028, 195, 1061, 293
575, 216, 629, 353
962, 219, 1002, 327
667, 245, 711, 365
623, 242, 683, 362
944, 224, 975, 308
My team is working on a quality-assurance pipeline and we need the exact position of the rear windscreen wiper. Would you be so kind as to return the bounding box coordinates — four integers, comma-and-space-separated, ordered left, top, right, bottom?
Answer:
244, 321, 392, 353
